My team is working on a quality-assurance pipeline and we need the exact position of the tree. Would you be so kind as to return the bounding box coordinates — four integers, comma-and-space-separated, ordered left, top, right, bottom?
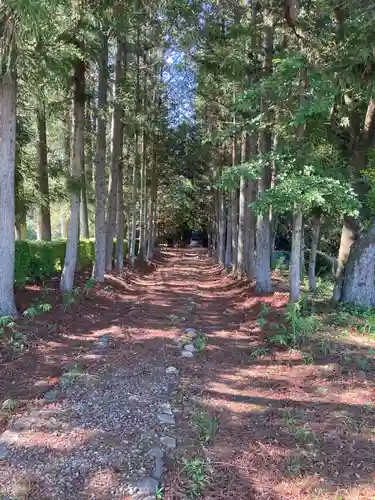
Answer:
0, 13, 18, 316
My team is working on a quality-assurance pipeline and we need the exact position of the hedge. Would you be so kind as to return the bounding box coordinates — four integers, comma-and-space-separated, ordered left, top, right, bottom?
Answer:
15, 239, 128, 286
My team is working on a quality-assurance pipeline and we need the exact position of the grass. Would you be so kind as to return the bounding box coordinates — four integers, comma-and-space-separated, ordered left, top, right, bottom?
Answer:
195, 331, 207, 354
248, 347, 268, 362
192, 409, 218, 444
183, 457, 211, 498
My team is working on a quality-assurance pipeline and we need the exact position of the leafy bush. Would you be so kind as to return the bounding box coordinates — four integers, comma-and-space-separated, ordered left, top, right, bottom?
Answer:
14, 239, 128, 285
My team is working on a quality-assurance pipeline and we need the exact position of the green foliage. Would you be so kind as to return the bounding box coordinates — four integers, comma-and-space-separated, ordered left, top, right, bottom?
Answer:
269, 301, 319, 348
183, 457, 210, 499
23, 303, 52, 318
195, 331, 207, 354
14, 239, 127, 285
192, 410, 218, 444
62, 287, 81, 311
248, 347, 268, 361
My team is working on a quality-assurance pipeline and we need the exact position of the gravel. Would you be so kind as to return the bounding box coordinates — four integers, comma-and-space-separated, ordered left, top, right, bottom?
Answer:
0, 362, 174, 499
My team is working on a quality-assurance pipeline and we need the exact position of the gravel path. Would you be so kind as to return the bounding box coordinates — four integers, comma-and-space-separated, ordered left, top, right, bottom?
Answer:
0, 357, 179, 499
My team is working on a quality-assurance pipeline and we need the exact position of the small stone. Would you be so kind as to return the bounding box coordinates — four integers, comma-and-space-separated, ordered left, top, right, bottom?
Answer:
166, 366, 178, 375
151, 457, 164, 480
184, 327, 197, 337
0, 443, 9, 460
133, 476, 159, 495
0, 430, 19, 444
148, 446, 164, 459
160, 402, 172, 415
160, 436, 177, 448
158, 413, 175, 425
184, 343, 196, 353
181, 350, 194, 358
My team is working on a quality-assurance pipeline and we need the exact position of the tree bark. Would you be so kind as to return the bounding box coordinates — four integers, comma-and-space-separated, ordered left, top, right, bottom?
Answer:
0, 69, 18, 316
105, 39, 124, 272
37, 104, 52, 241
225, 198, 232, 268
237, 132, 247, 277
333, 216, 359, 301
60, 59, 85, 293
147, 143, 157, 260
80, 164, 89, 238
290, 205, 303, 302
93, 33, 108, 282
255, 7, 273, 293
308, 213, 321, 292
218, 189, 226, 265
246, 181, 256, 279
115, 160, 124, 272
341, 221, 375, 307
334, 98, 375, 299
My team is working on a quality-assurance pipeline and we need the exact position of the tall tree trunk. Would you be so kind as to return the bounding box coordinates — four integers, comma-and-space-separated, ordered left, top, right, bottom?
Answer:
147, 143, 157, 260
289, 41, 307, 302
218, 189, 226, 266
290, 205, 303, 302
93, 33, 108, 282
246, 181, 256, 279
37, 104, 52, 241
130, 29, 141, 266
0, 68, 18, 316
334, 98, 375, 300
61, 107, 71, 239
231, 190, 238, 272
300, 218, 305, 280
255, 7, 273, 293
237, 132, 247, 277
115, 41, 127, 272
80, 164, 89, 238
225, 200, 232, 268
60, 59, 85, 293
105, 39, 124, 272
308, 213, 321, 292
115, 160, 124, 272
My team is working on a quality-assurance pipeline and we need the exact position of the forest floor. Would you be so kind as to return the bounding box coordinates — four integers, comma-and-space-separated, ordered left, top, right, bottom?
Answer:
0, 248, 374, 499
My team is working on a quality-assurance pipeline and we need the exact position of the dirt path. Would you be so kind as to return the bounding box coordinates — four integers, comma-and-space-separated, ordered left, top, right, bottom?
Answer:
0, 249, 374, 499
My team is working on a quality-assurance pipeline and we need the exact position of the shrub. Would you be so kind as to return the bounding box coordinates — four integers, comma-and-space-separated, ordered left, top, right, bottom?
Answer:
14, 241, 32, 286
14, 239, 127, 285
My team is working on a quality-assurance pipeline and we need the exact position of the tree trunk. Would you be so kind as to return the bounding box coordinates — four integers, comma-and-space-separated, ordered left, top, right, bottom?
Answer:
80, 165, 89, 238
300, 217, 305, 280
147, 143, 157, 260
93, 33, 108, 282
105, 39, 124, 272
60, 59, 85, 293
225, 199, 232, 268
0, 70, 18, 316
237, 132, 247, 277
37, 104, 52, 241
130, 30, 141, 266
115, 160, 124, 272
218, 189, 226, 265
138, 133, 146, 261
341, 221, 375, 307
290, 205, 303, 302
231, 190, 238, 272
246, 181, 256, 279
255, 7, 273, 293
334, 98, 375, 300
333, 216, 359, 301
308, 213, 321, 292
